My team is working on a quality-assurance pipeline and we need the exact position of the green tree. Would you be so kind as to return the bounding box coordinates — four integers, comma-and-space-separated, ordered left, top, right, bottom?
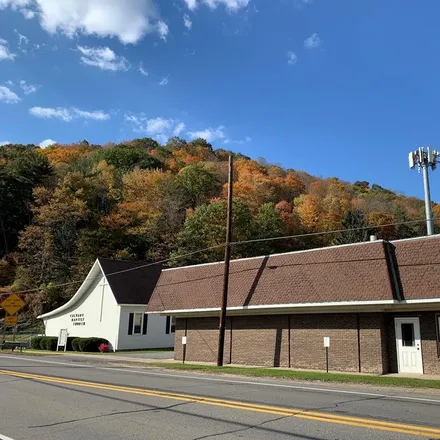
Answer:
165, 137, 187, 150
92, 146, 163, 172
333, 210, 371, 245
0, 144, 52, 257
394, 206, 418, 239
176, 163, 224, 208
253, 203, 286, 254
171, 200, 255, 266
126, 137, 161, 151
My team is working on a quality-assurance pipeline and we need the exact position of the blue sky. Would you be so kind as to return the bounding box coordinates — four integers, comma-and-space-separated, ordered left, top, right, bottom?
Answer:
0, 0, 439, 201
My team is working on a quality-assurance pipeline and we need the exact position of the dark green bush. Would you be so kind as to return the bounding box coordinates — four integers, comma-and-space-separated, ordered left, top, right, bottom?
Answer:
42, 337, 57, 351
71, 337, 81, 352
77, 337, 109, 352
38, 336, 48, 350
65, 336, 76, 351
30, 336, 44, 349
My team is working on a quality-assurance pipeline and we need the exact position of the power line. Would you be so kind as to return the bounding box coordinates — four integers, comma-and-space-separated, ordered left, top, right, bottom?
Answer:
6, 215, 439, 297
8, 244, 225, 296
230, 218, 429, 246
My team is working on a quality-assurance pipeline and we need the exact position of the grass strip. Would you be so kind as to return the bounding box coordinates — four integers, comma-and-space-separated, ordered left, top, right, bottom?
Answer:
145, 362, 440, 390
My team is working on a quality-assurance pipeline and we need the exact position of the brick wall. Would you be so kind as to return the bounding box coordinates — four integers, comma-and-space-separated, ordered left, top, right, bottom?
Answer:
359, 313, 389, 374
230, 315, 290, 367
290, 314, 359, 372
176, 313, 389, 374
174, 317, 231, 364
420, 312, 440, 375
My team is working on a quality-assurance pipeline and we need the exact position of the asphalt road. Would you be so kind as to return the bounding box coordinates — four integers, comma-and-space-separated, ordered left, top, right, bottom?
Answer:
1, 354, 440, 440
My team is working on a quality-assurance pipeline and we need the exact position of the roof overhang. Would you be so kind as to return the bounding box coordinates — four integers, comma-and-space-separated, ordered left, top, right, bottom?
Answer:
118, 304, 148, 308
38, 259, 105, 319
149, 299, 440, 318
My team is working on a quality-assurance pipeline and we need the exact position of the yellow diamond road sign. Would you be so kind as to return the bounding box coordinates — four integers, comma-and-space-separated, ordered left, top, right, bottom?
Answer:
1, 293, 25, 315
4, 315, 17, 326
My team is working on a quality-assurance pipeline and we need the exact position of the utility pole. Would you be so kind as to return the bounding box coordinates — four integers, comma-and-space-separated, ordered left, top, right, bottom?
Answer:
217, 155, 233, 367
409, 147, 439, 236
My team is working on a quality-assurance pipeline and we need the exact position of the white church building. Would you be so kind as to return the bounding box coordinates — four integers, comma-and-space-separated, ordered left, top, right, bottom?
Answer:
38, 258, 175, 351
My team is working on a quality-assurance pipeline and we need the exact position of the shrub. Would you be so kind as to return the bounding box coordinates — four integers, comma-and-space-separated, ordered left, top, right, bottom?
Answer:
38, 336, 48, 350
98, 343, 110, 353
42, 337, 57, 351
65, 336, 76, 351
30, 336, 44, 349
71, 337, 81, 352
78, 337, 109, 352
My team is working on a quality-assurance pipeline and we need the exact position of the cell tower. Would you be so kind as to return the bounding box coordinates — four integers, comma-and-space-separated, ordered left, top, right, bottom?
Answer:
409, 147, 439, 235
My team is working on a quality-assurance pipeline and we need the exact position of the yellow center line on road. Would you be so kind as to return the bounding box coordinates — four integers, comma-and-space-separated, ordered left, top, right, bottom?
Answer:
1, 369, 439, 438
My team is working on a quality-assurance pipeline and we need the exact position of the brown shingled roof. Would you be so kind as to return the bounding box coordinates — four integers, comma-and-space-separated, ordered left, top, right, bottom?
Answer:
392, 235, 440, 300
147, 240, 397, 313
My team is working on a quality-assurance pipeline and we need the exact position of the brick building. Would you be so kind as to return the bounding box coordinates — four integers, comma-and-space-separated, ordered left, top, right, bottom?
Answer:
147, 235, 440, 375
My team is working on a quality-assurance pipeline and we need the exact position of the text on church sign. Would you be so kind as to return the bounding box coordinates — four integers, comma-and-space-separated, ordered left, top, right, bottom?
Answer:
70, 313, 86, 326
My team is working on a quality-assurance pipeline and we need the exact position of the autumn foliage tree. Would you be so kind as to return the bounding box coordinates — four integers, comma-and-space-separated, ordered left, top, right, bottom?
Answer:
0, 140, 431, 318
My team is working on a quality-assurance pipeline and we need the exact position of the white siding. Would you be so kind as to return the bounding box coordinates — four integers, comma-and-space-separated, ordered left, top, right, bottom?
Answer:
117, 306, 175, 350
44, 275, 120, 350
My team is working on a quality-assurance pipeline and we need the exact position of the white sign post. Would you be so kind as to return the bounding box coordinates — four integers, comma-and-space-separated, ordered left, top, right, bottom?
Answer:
182, 336, 187, 364
57, 329, 69, 352
323, 337, 330, 373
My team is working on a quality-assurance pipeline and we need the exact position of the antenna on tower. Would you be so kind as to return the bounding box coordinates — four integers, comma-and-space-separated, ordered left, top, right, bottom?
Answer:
408, 146, 439, 235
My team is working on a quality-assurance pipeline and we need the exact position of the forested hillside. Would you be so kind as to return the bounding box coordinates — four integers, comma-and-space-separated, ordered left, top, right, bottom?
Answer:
0, 138, 437, 317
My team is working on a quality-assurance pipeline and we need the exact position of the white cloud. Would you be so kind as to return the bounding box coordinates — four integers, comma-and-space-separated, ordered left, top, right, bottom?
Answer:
188, 126, 226, 142
19, 80, 38, 94
304, 33, 321, 49
0, 0, 29, 9
159, 76, 169, 86
0, 86, 20, 103
77, 45, 130, 71
139, 63, 148, 76
20, 7, 34, 18
287, 51, 297, 65
14, 29, 29, 52
183, 14, 192, 30
29, 106, 110, 122
173, 122, 186, 136
232, 135, 252, 144
157, 20, 169, 41
184, 0, 249, 11
0, 141, 11, 146
39, 138, 56, 148
146, 117, 173, 135
125, 114, 184, 143
0, 0, 165, 44
0, 38, 16, 61
184, 0, 197, 10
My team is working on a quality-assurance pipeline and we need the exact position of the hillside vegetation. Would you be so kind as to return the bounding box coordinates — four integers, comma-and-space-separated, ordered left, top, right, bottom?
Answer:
0, 138, 437, 317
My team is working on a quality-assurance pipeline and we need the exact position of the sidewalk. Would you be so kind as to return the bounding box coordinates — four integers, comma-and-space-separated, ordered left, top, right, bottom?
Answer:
19, 350, 440, 382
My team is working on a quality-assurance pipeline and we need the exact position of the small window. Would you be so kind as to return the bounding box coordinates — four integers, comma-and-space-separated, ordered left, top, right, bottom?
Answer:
401, 323, 415, 347
166, 316, 176, 334
142, 314, 148, 335
133, 313, 142, 334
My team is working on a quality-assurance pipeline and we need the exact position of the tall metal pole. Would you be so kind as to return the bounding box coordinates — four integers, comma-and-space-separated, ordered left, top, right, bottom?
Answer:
217, 155, 233, 367
422, 163, 434, 236
409, 146, 438, 236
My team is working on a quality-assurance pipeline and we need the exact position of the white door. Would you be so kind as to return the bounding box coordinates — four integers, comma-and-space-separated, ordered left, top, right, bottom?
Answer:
395, 317, 423, 374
